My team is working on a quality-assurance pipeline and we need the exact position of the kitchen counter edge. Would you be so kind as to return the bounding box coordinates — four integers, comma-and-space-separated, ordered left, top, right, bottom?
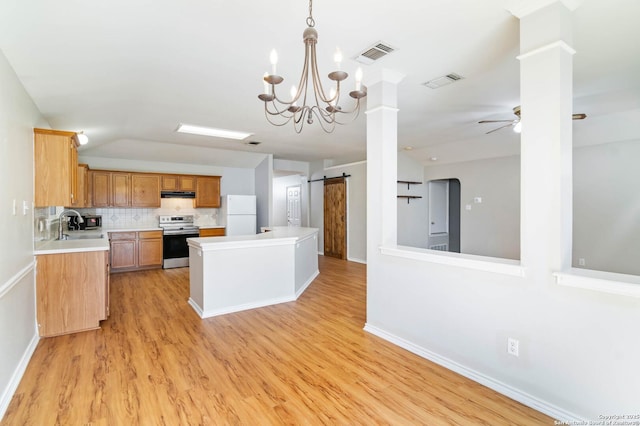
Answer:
35, 238, 110, 255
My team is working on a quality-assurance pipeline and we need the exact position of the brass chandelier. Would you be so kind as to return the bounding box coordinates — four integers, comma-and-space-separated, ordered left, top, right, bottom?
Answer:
258, 0, 367, 133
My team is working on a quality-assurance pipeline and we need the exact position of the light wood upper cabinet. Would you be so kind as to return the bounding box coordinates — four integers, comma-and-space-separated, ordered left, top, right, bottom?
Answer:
91, 171, 161, 208
161, 174, 196, 191
195, 176, 221, 208
72, 163, 90, 208
91, 171, 111, 207
91, 170, 219, 208
131, 174, 160, 207
34, 128, 79, 207
36, 250, 108, 337
111, 172, 131, 207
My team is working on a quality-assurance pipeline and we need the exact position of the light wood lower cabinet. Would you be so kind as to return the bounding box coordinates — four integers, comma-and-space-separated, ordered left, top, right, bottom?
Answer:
36, 250, 109, 337
199, 228, 225, 237
109, 230, 163, 272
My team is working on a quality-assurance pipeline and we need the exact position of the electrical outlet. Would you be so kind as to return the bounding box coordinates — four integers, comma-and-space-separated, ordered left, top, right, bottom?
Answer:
507, 338, 519, 357
578, 258, 586, 266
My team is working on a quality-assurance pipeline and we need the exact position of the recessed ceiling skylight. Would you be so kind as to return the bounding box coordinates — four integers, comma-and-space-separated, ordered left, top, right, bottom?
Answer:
176, 123, 252, 140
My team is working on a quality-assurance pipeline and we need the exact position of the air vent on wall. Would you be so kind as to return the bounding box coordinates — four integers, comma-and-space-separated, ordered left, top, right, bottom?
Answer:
355, 41, 396, 65
422, 73, 464, 89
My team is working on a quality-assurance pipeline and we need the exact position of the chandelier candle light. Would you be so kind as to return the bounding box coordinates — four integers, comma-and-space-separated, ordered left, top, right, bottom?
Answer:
258, 0, 366, 133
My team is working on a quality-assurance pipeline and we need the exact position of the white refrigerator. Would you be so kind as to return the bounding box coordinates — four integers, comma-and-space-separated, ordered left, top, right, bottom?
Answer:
220, 195, 257, 236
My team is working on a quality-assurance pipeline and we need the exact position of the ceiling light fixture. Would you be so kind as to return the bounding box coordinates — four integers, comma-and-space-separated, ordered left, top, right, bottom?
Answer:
257, 0, 367, 133
76, 132, 89, 145
176, 124, 252, 140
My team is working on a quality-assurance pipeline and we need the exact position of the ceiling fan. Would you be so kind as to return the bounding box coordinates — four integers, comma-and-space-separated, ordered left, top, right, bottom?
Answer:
479, 106, 587, 134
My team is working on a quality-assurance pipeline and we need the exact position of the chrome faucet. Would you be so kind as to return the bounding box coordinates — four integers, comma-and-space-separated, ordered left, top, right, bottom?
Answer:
58, 209, 84, 240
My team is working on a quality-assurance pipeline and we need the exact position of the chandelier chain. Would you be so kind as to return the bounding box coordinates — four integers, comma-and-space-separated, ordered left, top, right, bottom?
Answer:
306, 0, 315, 27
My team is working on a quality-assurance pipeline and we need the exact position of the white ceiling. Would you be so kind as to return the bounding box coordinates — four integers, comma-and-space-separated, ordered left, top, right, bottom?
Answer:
1, 0, 638, 168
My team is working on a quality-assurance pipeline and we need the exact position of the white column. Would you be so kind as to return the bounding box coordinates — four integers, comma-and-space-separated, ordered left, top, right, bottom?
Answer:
365, 69, 405, 260
509, 0, 581, 276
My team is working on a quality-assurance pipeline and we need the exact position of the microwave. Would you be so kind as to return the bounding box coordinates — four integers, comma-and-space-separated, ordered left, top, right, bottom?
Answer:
69, 215, 102, 230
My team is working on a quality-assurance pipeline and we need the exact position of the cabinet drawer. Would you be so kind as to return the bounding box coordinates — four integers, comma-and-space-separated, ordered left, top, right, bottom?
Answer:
200, 228, 225, 237
139, 230, 163, 239
109, 232, 136, 240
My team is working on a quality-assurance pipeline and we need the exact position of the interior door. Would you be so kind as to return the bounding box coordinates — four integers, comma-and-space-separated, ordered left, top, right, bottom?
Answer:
324, 178, 346, 259
287, 184, 302, 226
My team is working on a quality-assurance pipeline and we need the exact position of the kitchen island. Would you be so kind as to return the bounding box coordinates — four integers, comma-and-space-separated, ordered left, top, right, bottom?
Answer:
187, 227, 319, 318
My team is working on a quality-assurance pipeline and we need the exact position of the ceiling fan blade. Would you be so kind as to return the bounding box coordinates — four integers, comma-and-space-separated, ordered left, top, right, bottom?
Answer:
572, 113, 587, 120
485, 122, 515, 134
478, 119, 515, 124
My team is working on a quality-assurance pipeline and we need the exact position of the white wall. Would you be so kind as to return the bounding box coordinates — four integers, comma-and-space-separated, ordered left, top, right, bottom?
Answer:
397, 152, 429, 249
423, 155, 521, 260
309, 160, 367, 263
573, 139, 640, 275
407, 139, 640, 276
0, 50, 46, 418
365, 7, 640, 418
255, 155, 273, 231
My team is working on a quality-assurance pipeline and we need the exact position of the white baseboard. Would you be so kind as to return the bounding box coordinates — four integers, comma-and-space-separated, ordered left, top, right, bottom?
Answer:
0, 333, 39, 420
347, 257, 366, 264
363, 323, 583, 423
195, 295, 297, 319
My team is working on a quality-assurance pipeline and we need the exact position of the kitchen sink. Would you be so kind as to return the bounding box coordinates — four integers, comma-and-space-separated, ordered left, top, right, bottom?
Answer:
58, 233, 105, 240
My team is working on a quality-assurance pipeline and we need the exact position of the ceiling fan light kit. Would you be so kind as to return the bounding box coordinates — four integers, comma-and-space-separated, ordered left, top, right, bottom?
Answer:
479, 105, 586, 134
257, 0, 366, 133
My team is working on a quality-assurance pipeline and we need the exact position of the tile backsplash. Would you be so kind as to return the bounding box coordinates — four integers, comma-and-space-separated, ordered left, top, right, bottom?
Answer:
85, 198, 219, 229
34, 199, 219, 242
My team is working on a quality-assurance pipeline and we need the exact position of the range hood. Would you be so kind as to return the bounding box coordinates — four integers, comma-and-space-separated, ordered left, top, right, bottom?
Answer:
161, 191, 196, 199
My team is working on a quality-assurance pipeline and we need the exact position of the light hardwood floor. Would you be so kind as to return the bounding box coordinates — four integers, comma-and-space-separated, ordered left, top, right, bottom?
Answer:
3, 256, 551, 425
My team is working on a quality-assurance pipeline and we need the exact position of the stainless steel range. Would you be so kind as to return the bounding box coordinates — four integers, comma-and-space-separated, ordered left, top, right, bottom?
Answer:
159, 215, 199, 269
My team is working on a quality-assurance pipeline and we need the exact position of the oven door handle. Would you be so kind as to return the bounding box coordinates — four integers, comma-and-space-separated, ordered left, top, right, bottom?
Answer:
163, 232, 199, 237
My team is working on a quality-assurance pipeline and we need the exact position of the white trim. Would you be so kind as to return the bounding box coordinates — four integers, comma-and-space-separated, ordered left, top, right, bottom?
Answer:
0, 333, 39, 419
517, 40, 576, 61
295, 270, 319, 298
363, 323, 584, 423
380, 245, 525, 277
323, 160, 366, 171
193, 295, 297, 319
554, 268, 640, 298
365, 105, 400, 115
0, 261, 35, 299
506, 0, 583, 19
347, 257, 367, 265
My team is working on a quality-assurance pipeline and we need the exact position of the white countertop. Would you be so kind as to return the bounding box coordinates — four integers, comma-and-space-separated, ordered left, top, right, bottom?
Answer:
197, 225, 225, 229
188, 227, 318, 251
35, 238, 110, 255
103, 226, 162, 232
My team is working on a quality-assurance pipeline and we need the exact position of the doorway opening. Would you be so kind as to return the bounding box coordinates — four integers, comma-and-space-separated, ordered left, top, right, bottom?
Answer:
427, 178, 460, 253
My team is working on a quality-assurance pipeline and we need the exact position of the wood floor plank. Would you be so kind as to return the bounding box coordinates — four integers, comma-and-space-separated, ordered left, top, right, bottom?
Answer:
2, 256, 551, 425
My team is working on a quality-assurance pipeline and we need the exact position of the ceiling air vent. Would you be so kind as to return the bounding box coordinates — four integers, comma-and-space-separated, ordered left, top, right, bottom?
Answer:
422, 73, 464, 89
355, 41, 396, 65
246, 141, 261, 146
